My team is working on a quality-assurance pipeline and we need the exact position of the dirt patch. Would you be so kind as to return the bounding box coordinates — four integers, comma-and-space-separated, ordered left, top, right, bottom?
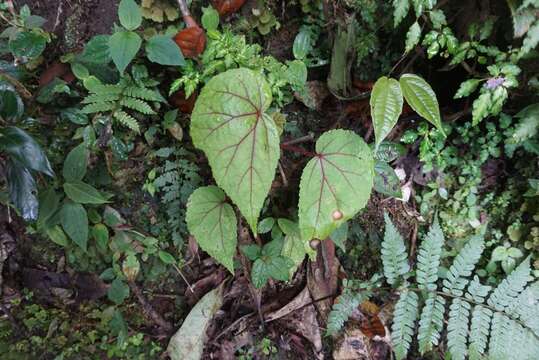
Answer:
13, 0, 118, 53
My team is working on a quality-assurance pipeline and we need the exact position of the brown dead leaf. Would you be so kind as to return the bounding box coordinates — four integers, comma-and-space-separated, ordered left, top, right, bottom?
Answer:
174, 26, 206, 58
212, 0, 247, 16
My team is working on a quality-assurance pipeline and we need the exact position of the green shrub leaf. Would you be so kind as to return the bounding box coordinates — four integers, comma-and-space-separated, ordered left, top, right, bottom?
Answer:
9, 31, 46, 58
146, 35, 185, 66
399, 74, 444, 135
374, 161, 402, 198
186, 186, 237, 273
405, 21, 421, 53
60, 202, 89, 251
64, 181, 110, 204
109, 31, 142, 74
190, 68, 280, 233
298, 130, 374, 241
63, 143, 88, 182
118, 0, 142, 30
370, 77, 403, 148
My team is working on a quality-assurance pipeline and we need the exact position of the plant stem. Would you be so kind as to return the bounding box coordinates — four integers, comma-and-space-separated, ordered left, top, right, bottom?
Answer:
175, 0, 191, 18
280, 143, 316, 157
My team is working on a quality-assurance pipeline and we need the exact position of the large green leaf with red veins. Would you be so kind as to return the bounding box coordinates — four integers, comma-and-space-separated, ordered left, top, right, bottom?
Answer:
186, 186, 237, 273
298, 130, 374, 241
190, 68, 280, 233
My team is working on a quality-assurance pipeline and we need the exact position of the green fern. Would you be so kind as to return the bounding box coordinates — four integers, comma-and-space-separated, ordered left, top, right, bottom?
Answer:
382, 215, 539, 360
381, 213, 410, 285
152, 147, 201, 247
81, 66, 164, 132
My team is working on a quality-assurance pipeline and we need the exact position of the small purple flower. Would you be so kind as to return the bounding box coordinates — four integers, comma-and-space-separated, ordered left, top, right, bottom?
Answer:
485, 77, 505, 89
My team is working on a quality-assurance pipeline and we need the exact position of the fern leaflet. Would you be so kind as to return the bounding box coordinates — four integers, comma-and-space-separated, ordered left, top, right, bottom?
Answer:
381, 213, 410, 285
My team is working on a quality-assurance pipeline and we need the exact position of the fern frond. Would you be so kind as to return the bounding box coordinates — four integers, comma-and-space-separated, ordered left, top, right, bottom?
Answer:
447, 298, 471, 360
381, 213, 410, 285
417, 293, 445, 354
124, 86, 165, 102
391, 289, 418, 360
416, 217, 444, 291
90, 84, 124, 96
120, 97, 155, 115
513, 281, 539, 336
81, 101, 117, 114
468, 304, 492, 360
326, 287, 367, 335
442, 234, 484, 296
113, 111, 140, 133
487, 256, 532, 312
488, 312, 512, 360
82, 93, 120, 104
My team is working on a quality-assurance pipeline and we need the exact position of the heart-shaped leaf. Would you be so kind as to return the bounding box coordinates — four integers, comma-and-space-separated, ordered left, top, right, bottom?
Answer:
146, 35, 186, 66
298, 130, 374, 241
109, 31, 142, 74
190, 68, 280, 233
186, 186, 237, 273
370, 77, 403, 148
399, 74, 444, 135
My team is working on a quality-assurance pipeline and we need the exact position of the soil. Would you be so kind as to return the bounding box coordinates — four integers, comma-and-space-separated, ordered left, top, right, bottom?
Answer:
13, 0, 118, 53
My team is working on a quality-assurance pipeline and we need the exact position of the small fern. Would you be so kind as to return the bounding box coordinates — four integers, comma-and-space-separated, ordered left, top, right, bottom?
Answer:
81, 65, 165, 133
153, 147, 201, 247
382, 215, 539, 360
327, 279, 373, 335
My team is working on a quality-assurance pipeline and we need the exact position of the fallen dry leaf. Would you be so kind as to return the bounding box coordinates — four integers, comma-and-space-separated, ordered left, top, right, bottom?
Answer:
212, 0, 247, 16
174, 26, 206, 58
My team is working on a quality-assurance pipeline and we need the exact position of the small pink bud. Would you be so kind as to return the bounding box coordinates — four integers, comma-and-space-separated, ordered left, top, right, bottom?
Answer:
332, 210, 343, 221
310, 239, 320, 249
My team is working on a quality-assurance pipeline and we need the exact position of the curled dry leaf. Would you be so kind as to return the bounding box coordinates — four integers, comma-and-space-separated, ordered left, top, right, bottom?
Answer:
170, 89, 198, 113
211, 0, 247, 16
174, 25, 206, 58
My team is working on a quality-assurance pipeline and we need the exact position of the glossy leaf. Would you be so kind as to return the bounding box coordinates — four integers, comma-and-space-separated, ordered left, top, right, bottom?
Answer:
108, 31, 142, 74
60, 202, 89, 251
64, 181, 110, 204
186, 186, 237, 273
46, 225, 69, 247
63, 143, 88, 182
190, 68, 280, 233
146, 35, 185, 66
167, 286, 223, 360
293, 28, 313, 60
370, 77, 403, 148
298, 130, 374, 241
399, 74, 444, 135
6, 160, 38, 221
0, 84, 24, 120
118, 0, 142, 31
0, 126, 54, 176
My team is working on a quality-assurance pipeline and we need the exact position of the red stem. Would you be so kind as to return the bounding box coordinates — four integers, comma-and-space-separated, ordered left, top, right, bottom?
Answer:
280, 143, 316, 157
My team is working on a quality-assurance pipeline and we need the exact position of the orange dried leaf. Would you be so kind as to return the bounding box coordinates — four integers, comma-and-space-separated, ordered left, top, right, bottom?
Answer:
211, 0, 246, 16
174, 26, 206, 58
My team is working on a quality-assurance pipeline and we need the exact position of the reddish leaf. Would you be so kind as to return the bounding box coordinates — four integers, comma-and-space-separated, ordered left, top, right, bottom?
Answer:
170, 90, 198, 113
358, 301, 386, 339
39, 61, 75, 87
174, 26, 206, 58
211, 0, 247, 16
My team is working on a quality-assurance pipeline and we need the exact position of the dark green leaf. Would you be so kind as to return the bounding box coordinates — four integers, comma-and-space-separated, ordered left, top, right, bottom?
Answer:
60, 108, 89, 125
241, 245, 262, 261
79, 35, 111, 64
6, 159, 38, 221
108, 278, 130, 305
63, 143, 87, 182
60, 202, 89, 251
159, 250, 177, 264
64, 181, 110, 204
146, 35, 185, 66
258, 217, 275, 234
0, 83, 24, 119
375, 141, 407, 162
251, 259, 269, 288
0, 126, 54, 176
92, 224, 109, 251
37, 188, 61, 230
330, 222, 349, 251
9, 31, 46, 58
293, 28, 313, 60
374, 161, 403, 198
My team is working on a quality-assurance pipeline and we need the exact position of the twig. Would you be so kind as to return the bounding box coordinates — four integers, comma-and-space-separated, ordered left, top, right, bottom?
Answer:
175, 0, 191, 18
280, 143, 316, 157
278, 161, 288, 187
172, 263, 195, 293
128, 281, 172, 332
282, 133, 315, 146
